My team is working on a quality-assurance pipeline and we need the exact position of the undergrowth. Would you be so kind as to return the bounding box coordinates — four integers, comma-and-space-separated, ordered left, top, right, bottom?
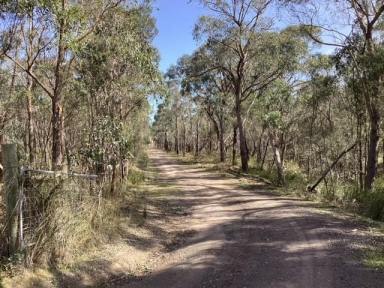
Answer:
0, 153, 150, 285
248, 161, 308, 197
364, 248, 384, 269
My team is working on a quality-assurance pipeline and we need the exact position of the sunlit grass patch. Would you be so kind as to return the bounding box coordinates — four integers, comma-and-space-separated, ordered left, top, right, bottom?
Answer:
364, 248, 384, 269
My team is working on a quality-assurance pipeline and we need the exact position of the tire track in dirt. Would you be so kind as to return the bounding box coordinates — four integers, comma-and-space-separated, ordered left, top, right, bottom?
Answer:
115, 149, 384, 288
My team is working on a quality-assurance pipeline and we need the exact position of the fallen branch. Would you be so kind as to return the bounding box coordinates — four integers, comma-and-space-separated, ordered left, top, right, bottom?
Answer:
307, 141, 358, 193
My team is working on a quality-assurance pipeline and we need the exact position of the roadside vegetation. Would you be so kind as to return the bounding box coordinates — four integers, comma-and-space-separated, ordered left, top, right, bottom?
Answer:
1, 0, 384, 285
152, 0, 384, 224
0, 0, 163, 284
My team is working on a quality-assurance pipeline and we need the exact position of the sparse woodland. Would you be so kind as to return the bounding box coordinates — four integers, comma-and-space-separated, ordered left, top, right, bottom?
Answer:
0, 0, 161, 267
152, 0, 384, 219
1, 0, 384, 282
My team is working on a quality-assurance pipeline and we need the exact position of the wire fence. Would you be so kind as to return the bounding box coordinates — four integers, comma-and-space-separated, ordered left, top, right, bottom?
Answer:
0, 144, 138, 266
0, 165, 112, 265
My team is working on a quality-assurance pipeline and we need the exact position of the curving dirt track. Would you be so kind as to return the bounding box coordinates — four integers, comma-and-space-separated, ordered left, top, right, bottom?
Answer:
116, 149, 384, 288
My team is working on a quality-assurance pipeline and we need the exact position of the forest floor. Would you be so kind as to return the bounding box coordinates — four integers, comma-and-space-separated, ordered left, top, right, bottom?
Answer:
2, 149, 384, 287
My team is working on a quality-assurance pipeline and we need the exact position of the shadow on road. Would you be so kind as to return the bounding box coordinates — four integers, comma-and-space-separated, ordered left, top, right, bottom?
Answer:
37, 150, 384, 288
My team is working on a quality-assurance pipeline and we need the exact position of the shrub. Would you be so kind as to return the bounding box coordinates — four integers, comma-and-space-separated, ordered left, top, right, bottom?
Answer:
3, 175, 122, 267
137, 152, 149, 169
127, 167, 146, 185
365, 177, 384, 221
284, 161, 307, 193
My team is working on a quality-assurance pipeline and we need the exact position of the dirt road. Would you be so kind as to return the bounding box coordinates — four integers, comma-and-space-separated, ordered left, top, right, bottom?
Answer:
116, 149, 384, 288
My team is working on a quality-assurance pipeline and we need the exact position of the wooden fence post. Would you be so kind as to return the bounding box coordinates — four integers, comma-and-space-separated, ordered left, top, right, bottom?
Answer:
2, 144, 20, 255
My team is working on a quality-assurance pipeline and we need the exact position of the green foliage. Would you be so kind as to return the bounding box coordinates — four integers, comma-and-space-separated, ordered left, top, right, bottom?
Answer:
264, 111, 283, 129
283, 162, 308, 192
128, 167, 146, 185
0, 0, 161, 275
364, 248, 384, 269
365, 177, 384, 221
137, 152, 149, 169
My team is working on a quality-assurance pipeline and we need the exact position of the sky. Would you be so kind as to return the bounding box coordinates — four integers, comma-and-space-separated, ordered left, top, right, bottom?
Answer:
149, 0, 339, 121
152, 0, 204, 73
151, 1, 341, 73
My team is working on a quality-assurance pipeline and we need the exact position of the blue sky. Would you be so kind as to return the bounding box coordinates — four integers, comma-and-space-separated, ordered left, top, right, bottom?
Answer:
151, 1, 339, 73
152, 0, 204, 72
149, 0, 338, 120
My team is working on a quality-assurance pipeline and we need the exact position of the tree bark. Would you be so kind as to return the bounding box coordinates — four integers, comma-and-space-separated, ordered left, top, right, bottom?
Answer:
219, 116, 225, 162
269, 131, 284, 185
195, 120, 199, 156
175, 114, 179, 155
260, 139, 269, 170
182, 122, 186, 156
26, 79, 35, 164
209, 121, 212, 153
232, 125, 237, 166
357, 115, 364, 191
164, 130, 168, 151
256, 128, 265, 165
51, 94, 65, 170
235, 94, 248, 172
365, 106, 380, 190
51, 5, 66, 171
2, 144, 20, 255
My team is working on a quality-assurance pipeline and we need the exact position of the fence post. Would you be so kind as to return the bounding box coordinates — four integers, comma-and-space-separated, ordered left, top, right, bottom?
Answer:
2, 144, 20, 255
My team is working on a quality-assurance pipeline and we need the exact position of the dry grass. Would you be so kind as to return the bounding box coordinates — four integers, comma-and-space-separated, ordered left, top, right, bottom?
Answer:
18, 177, 122, 267
0, 156, 178, 287
0, 175, 124, 286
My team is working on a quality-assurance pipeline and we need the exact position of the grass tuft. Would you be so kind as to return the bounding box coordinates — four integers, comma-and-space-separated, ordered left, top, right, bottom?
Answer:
364, 248, 384, 269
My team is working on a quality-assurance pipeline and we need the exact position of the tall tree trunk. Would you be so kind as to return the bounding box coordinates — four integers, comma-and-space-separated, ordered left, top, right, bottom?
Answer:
219, 116, 225, 162
182, 122, 186, 156
164, 130, 168, 151
358, 16, 383, 191
232, 125, 237, 166
358, 116, 364, 191
0, 123, 4, 180
365, 106, 380, 190
209, 121, 212, 153
175, 114, 179, 155
26, 79, 35, 164
51, 7, 66, 171
235, 95, 248, 172
256, 128, 265, 165
195, 120, 199, 156
260, 139, 269, 170
269, 131, 284, 185
51, 94, 65, 170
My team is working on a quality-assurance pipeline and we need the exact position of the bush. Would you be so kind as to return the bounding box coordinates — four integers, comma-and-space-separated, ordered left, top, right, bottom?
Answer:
137, 153, 149, 169
365, 177, 384, 221
127, 167, 146, 185
3, 175, 122, 267
284, 161, 307, 193
339, 183, 362, 203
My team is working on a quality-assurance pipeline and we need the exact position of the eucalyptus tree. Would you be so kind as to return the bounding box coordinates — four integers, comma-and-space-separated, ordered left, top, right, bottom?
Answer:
76, 2, 160, 173
164, 64, 185, 155
183, 46, 233, 162
194, 0, 308, 172
282, 0, 384, 190
1, 0, 123, 170
259, 80, 295, 185
153, 102, 173, 151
